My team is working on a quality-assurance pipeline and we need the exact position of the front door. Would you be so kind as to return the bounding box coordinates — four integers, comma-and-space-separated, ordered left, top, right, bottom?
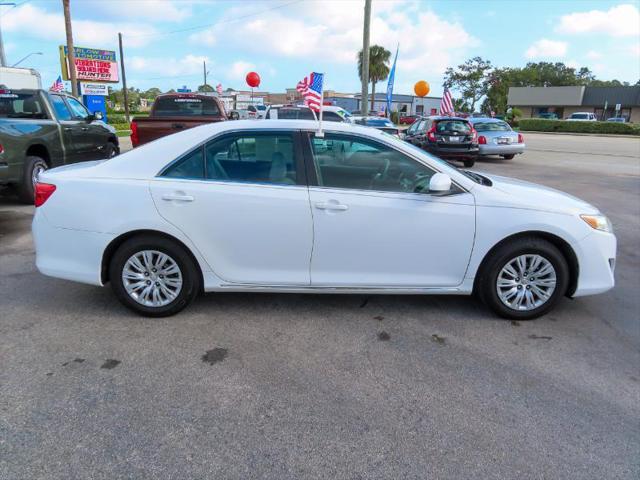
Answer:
150, 131, 313, 285
64, 96, 103, 160
305, 132, 475, 287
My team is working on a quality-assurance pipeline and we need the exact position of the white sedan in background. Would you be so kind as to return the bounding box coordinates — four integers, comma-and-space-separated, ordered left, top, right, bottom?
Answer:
32, 120, 616, 320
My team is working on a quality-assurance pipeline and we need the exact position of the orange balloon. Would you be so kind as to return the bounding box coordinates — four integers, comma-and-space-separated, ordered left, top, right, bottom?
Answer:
414, 80, 430, 97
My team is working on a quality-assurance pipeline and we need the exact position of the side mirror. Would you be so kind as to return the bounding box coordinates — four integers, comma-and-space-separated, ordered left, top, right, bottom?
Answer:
93, 111, 103, 121
429, 173, 452, 194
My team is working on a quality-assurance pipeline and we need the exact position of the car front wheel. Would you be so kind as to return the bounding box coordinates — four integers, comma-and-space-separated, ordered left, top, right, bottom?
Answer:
477, 237, 569, 320
109, 235, 201, 317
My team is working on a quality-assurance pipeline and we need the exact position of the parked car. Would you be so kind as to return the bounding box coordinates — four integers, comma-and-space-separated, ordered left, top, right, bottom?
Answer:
32, 120, 616, 320
606, 117, 626, 123
130, 93, 227, 147
399, 114, 419, 125
352, 116, 400, 136
265, 105, 352, 122
468, 117, 525, 160
566, 112, 597, 121
538, 112, 559, 120
404, 116, 478, 167
0, 87, 118, 203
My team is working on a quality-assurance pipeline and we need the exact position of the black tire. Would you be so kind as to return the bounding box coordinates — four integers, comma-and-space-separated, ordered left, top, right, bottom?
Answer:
501, 154, 515, 160
109, 235, 201, 317
17, 155, 47, 204
463, 159, 475, 168
103, 141, 118, 159
476, 237, 569, 320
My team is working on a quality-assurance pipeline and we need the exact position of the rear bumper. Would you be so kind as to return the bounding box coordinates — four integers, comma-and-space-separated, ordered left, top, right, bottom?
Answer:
425, 143, 479, 159
33, 209, 114, 286
479, 143, 525, 156
572, 230, 616, 297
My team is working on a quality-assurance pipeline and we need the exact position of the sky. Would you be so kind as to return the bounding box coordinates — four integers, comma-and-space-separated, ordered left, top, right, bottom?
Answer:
2, 0, 639, 96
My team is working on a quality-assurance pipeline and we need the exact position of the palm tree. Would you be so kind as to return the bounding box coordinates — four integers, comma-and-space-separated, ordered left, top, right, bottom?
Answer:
358, 45, 391, 111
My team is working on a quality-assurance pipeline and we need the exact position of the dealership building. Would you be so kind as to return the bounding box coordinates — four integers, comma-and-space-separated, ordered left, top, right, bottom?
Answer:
508, 86, 640, 122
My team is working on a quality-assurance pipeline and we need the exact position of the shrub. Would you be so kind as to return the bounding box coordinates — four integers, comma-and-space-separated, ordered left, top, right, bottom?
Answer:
519, 119, 640, 135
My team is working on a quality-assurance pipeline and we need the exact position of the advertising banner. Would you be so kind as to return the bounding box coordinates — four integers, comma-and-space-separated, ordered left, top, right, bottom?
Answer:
80, 82, 108, 96
59, 46, 119, 83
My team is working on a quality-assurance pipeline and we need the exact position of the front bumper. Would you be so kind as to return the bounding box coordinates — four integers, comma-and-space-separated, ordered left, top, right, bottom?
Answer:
478, 143, 525, 156
572, 230, 616, 297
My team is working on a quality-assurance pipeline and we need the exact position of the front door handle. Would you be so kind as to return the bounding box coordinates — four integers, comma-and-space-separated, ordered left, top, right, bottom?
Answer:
315, 202, 348, 211
172, 123, 186, 130
161, 193, 194, 202
81, 126, 89, 131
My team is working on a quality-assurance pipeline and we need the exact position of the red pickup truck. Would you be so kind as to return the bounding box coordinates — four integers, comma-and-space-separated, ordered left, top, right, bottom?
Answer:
130, 93, 227, 147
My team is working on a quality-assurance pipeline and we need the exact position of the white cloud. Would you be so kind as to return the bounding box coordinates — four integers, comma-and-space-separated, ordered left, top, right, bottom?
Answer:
129, 54, 211, 77
525, 38, 568, 59
88, 0, 191, 22
585, 50, 602, 60
630, 44, 640, 56
2, 4, 157, 48
189, 28, 216, 46
228, 61, 257, 82
565, 59, 579, 69
557, 4, 640, 37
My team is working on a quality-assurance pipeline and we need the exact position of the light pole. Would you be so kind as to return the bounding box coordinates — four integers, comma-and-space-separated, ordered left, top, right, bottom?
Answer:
0, 2, 17, 67
360, 0, 371, 115
11, 51, 43, 67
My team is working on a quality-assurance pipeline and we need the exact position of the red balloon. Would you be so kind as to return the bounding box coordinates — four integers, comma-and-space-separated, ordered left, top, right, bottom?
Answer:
246, 72, 260, 88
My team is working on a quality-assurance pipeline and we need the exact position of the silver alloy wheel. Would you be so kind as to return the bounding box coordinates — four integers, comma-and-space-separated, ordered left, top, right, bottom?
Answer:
496, 254, 557, 311
122, 250, 183, 308
32, 163, 46, 187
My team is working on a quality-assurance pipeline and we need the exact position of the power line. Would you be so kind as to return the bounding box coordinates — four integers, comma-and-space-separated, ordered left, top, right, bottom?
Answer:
126, 0, 303, 38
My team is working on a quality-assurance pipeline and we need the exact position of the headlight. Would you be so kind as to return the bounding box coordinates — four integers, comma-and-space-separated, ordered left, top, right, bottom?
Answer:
580, 214, 613, 233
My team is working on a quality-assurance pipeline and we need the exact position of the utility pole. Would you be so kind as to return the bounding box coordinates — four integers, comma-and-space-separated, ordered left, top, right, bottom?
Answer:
203, 60, 207, 88
118, 33, 130, 123
0, 2, 18, 67
62, 0, 78, 96
360, 0, 371, 115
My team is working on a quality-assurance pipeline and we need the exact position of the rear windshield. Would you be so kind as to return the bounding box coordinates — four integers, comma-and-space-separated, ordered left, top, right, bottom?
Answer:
435, 120, 471, 133
153, 96, 220, 116
570, 113, 588, 119
473, 121, 511, 132
361, 118, 393, 127
0, 92, 48, 119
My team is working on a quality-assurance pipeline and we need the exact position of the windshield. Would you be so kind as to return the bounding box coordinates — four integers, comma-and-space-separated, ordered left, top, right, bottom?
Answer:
473, 121, 511, 132
570, 113, 588, 119
436, 120, 471, 133
153, 96, 220, 116
0, 92, 48, 119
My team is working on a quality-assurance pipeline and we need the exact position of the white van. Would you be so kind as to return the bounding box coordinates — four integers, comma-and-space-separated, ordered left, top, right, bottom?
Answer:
0, 67, 42, 89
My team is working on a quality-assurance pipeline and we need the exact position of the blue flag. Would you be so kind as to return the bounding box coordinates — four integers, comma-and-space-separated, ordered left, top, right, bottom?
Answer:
386, 45, 399, 118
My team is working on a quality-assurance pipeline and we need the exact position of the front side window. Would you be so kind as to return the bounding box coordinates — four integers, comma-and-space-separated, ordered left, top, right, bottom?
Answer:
204, 133, 297, 185
65, 97, 90, 119
48, 95, 72, 120
310, 134, 436, 193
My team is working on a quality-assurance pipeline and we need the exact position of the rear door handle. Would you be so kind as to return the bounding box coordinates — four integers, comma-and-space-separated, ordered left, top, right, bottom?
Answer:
81, 127, 89, 131
161, 193, 194, 202
315, 202, 348, 211
172, 123, 186, 129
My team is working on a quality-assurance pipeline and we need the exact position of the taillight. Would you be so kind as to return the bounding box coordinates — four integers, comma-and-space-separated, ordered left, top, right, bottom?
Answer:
478, 135, 487, 144
471, 128, 478, 143
0, 143, 4, 154
427, 127, 436, 142
34, 182, 56, 207
518, 133, 524, 144
130, 121, 139, 148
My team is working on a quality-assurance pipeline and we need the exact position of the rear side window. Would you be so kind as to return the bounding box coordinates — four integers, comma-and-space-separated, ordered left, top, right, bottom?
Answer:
204, 133, 297, 185
0, 92, 47, 119
436, 120, 471, 133
49, 95, 72, 120
153, 96, 220, 116
163, 147, 205, 179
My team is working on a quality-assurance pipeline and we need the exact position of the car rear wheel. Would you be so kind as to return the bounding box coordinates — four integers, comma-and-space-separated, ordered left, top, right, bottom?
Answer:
477, 237, 569, 320
463, 159, 475, 168
17, 155, 47, 204
501, 154, 515, 160
109, 235, 201, 317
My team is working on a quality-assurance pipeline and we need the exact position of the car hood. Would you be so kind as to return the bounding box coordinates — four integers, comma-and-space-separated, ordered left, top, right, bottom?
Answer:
475, 173, 600, 215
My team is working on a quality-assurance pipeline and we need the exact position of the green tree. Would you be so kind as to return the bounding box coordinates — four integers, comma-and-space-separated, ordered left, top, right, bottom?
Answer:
443, 56, 492, 112
358, 45, 391, 110
142, 87, 162, 99
198, 84, 214, 92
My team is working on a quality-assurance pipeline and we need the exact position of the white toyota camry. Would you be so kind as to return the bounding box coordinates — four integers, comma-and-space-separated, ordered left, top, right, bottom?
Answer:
32, 120, 616, 319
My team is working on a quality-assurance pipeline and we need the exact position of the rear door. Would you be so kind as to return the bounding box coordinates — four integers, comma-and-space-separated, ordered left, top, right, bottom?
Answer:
150, 130, 313, 285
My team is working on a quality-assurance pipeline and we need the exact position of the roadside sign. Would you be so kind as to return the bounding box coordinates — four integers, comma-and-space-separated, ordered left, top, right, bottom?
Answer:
615, 103, 621, 111
80, 82, 108, 96
59, 46, 119, 83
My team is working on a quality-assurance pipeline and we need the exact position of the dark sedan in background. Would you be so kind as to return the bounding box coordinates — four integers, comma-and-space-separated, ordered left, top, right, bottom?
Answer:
404, 116, 478, 167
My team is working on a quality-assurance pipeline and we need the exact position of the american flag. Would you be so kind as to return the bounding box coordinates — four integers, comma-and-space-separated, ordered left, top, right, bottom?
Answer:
49, 76, 64, 92
216, 83, 223, 94
296, 72, 323, 112
440, 87, 454, 115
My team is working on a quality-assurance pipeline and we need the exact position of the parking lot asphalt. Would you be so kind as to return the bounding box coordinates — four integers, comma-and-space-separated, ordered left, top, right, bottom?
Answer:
1, 133, 639, 479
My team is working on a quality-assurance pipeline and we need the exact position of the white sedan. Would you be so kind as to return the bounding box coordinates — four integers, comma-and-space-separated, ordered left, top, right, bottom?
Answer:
32, 120, 616, 319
